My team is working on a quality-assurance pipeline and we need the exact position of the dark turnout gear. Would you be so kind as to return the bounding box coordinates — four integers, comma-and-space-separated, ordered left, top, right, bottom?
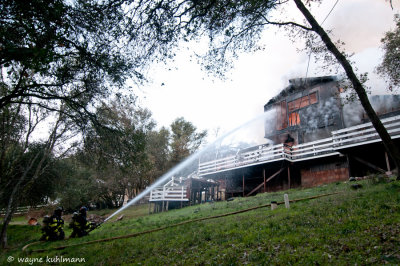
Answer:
49, 207, 65, 240
40, 216, 54, 241
40, 208, 65, 241
69, 208, 97, 238
79, 206, 87, 218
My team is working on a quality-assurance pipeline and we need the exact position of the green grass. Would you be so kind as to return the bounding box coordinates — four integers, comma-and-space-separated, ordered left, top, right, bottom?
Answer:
2, 178, 400, 265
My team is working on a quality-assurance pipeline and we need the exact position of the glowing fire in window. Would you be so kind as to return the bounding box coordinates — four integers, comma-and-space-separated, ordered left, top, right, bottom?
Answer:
289, 112, 300, 126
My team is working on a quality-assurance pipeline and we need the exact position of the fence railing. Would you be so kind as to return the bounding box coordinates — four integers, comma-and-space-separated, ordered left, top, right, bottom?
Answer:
198, 115, 400, 176
0, 205, 46, 216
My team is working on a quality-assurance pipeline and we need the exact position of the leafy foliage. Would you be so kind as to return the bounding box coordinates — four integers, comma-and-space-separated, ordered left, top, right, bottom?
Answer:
0, 142, 58, 208
169, 117, 207, 174
52, 158, 99, 211
146, 127, 171, 184
377, 14, 400, 92
78, 98, 155, 207
72, 101, 207, 208
122, 0, 284, 77
0, 0, 171, 125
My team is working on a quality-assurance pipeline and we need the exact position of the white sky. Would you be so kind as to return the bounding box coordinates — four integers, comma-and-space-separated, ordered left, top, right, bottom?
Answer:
134, 0, 400, 143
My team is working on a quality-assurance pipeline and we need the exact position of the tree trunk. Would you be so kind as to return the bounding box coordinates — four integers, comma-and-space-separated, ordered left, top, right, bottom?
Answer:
0, 205, 16, 249
293, 0, 400, 179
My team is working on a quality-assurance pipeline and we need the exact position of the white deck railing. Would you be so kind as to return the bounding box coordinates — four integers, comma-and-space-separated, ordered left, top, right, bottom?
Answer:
198, 115, 400, 176
289, 137, 340, 162
198, 144, 285, 175
149, 186, 188, 202
332, 115, 400, 149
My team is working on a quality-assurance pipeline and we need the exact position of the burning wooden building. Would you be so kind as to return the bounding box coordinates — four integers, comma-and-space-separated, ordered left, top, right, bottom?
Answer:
198, 76, 400, 199
264, 76, 344, 145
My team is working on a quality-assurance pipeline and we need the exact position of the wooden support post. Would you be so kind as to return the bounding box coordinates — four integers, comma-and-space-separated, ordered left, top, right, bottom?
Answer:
166, 201, 169, 211
284, 194, 290, 209
243, 174, 245, 197
287, 165, 291, 189
346, 154, 351, 178
263, 168, 266, 193
214, 186, 216, 200
385, 152, 392, 174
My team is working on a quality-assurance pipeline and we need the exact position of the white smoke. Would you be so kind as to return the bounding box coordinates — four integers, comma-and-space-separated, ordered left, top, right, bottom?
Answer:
342, 94, 400, 127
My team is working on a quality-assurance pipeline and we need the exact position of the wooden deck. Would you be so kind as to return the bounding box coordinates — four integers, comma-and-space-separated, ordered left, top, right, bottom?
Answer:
199, 115, 400, 176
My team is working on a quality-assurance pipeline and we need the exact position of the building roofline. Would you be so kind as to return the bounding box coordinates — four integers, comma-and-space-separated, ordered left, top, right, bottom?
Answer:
264, 75, 337, 108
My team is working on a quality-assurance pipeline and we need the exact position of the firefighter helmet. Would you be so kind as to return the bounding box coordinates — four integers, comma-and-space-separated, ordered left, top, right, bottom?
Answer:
54, 206, 64, 216
79, 206, 87, 214
42, 215, 50, 224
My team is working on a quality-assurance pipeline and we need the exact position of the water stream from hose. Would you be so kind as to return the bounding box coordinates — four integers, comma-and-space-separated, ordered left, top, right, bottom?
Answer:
104, 110, 274, 222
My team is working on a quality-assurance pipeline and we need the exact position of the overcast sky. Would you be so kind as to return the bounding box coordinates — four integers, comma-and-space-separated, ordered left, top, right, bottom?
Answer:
133, 0, 399, 144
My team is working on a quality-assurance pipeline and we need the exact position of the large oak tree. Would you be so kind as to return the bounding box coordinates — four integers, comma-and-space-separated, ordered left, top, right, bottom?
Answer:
0, 0, 170, 248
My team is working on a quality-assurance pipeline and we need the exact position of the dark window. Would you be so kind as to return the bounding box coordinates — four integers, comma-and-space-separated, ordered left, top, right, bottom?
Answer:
309, 92, 318, 104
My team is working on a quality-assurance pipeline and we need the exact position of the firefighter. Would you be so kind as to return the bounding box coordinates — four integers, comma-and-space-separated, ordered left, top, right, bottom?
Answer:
39, 215, 54, 241
40, 206, 64, 241
48, 206, 65, 240
69, 206, 97, 238
69, 212, 80, 238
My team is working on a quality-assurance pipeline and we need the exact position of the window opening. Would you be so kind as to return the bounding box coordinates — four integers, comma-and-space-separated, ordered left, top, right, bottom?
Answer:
276, 100, 287, 130
288, 112, 300, 126
288, 92, 318, 112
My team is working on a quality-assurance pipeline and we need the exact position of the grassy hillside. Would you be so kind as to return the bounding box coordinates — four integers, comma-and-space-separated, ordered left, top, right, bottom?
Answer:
2, 177, 400, 265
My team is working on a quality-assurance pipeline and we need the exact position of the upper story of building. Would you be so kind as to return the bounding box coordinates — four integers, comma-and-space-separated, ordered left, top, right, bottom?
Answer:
264, 76, 342, 145
264, 76, 400, 146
